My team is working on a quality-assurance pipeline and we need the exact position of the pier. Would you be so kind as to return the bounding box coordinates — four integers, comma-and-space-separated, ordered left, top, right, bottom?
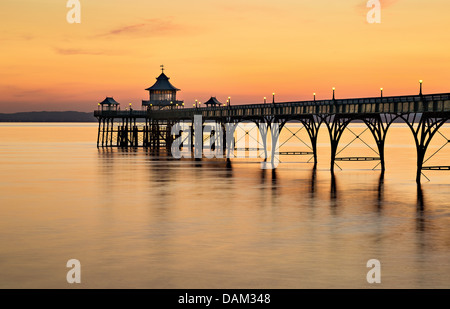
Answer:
94, 70, 450, 183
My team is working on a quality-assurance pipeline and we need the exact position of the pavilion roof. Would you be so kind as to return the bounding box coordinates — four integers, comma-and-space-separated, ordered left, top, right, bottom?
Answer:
145, 73, 180, 91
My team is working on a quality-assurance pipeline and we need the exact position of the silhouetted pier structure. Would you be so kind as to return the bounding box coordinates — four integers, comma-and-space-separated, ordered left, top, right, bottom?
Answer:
94, 69, 450, 183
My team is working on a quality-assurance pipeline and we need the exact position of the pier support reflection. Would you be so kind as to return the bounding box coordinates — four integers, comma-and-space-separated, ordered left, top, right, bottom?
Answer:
417, 183, 425, 211
416, 184, 426, 232
330, 171, 337, 200
310, 168, 317, 196
271, 169, 278, 197
376, 172, 385, 212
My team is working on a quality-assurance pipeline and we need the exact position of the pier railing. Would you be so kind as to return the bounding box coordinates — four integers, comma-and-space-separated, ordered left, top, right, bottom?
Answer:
94, 93, 450, 119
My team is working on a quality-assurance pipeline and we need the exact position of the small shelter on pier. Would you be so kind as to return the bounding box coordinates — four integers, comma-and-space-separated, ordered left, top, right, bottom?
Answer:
99, 97, 120, 111
142, 65, 184, 110
204, 96, 222, 107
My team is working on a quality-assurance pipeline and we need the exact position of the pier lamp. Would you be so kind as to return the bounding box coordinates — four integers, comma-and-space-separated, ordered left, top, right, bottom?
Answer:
332, 87, 335, 100
176, 103, 178, 108
264, 97, 267, 104
195, 99, 198, 108
272, 92, 275, 104
419, 80, 423, 95
228, 97, 231, 106
313, 93, 316, 102
182, 103, 184, 108
380, 88, 383, 98
98, 103, 100, 111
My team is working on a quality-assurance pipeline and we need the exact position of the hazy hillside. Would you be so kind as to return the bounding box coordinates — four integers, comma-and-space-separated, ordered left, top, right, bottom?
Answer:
0, 111, 412, 123
0, 111, 97, 122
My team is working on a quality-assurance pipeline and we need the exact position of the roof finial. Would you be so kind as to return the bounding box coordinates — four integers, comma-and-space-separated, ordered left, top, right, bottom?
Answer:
160, 64, 164, 73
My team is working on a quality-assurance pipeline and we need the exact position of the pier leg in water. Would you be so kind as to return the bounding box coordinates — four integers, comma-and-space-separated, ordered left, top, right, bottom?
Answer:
109, 118, 114, 147
401, 113, 449, 183
105, 118, 109, 147
258, 121, 269, 162
302, 115, 322, 169
364, 114, 397, 173
269, 121, 280, 167
225, 122, 237, 163
194, 115, 203, 161
101, 118, 106, 147
325, 115, 351, 172
96, 119, 101, 148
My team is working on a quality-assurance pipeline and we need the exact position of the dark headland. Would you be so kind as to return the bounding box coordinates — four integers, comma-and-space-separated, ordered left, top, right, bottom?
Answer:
0, 111, 97, 122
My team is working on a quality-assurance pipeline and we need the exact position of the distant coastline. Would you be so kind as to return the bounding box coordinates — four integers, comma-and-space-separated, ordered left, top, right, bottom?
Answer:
0, 111, 424, 123
0, 111, 97, 122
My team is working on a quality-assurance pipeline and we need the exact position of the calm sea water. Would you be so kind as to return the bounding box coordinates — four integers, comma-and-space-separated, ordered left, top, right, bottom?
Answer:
0, 123, 449, 288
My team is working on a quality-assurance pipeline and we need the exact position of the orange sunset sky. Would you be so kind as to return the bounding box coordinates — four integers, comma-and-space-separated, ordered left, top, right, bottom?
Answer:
1, 0, 450, 112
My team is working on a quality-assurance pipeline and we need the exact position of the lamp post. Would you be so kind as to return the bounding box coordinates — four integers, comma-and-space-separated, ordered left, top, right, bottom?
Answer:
98, 103, 100, 111
332, 87, 335, 100
272, 92, 275, 104
380, 88, 383, 98
264, 97, 266, 104
228, 97, 231, 107
313, 93, 316, 102
419, 80, 423, 95
195, 99, 198, 108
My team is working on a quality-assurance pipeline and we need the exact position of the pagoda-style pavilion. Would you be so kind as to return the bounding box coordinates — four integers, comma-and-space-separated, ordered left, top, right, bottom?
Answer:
142, 65, 184, 110
98, 97, 120, 111
204, 96, 223, 107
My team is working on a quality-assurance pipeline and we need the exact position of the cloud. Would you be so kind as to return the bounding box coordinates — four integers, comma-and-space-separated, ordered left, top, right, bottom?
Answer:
0, 85, 48, 98
13, 88, 47, 98
53, 48, 120, 56
97, 18, 185, 38
0, 33, 35, 42
20, 34, 35, 41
